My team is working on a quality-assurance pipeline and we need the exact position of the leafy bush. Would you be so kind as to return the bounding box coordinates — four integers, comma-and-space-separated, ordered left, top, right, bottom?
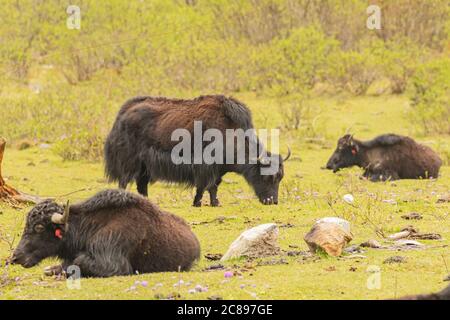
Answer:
0, 0, 449, 161
327, 39, 385, 95
409, 58, 450, 135
381, 39, 424, 94
252, 27, 339, 94
0, 84, 117, 161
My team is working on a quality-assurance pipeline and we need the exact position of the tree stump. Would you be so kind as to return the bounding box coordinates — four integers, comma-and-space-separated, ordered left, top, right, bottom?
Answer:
0, 138, 41, 206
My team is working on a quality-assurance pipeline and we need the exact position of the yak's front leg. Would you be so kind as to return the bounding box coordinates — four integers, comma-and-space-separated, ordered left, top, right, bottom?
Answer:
193, 186, 205, 207
43, 264, 64, 277
136, 172, 150, 197
367, 170, 398, 182
43, 259, 80, 277
72, 251, 133, 277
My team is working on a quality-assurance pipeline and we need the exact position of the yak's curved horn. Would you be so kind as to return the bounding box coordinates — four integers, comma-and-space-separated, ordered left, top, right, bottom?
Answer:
283, 146, 292, 161
51, 213, 64, 224
51, 200, 70, 225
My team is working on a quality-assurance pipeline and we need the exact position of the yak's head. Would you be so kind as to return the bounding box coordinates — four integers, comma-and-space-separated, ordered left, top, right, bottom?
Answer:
326, 134, 361, 172
11, 200, 70, 268
247, 148, 291, 205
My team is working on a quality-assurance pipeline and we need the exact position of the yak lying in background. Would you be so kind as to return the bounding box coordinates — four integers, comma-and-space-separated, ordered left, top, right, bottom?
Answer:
105, 95, 290, 206
11, 189, 200, 277
326, 134, 442, 181
397, 284, 450, 300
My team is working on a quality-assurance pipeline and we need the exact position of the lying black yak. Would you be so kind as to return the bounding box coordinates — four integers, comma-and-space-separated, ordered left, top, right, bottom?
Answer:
326, 134, 442, 181
11, 189, 200, 277
104, 95, 290, 206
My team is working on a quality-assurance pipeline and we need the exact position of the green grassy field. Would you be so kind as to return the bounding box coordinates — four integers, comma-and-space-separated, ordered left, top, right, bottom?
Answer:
0, 94, 448, 300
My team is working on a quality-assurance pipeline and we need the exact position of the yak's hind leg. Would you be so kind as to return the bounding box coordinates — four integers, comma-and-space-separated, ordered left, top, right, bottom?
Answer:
72, 251, 133, 277
208, 177, 223, 207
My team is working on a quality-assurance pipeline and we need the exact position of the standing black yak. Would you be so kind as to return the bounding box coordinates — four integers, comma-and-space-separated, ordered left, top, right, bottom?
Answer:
326, 134, 442, 181
104, 95, 290, 206
11, 189, 200, 277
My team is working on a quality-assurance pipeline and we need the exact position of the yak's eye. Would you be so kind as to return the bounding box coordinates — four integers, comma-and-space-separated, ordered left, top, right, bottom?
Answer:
34, 224, 45, 233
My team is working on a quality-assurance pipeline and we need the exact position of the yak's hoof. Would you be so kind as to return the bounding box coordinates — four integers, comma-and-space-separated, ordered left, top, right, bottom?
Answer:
193, 201, 202, 207
210, 200, 220, 207
44, 265, 64, 277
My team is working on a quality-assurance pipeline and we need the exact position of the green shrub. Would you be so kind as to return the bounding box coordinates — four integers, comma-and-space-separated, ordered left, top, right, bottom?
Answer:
381, 38, 424, 94
0, 84, 117, 161
409, 57, 450, 135
252, 27, 339, 94
327, 39, 385, 95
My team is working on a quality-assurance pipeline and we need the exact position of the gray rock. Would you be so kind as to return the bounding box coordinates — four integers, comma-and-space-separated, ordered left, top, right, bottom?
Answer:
383, 256, 407, 264
221, 223, 280, 261
360, 239, 382, 248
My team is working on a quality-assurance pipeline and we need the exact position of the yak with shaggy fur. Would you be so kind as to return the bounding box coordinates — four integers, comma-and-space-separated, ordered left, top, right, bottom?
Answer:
104, 95, 290, 206
11, 189, 200, 277
326, 134, 442, 181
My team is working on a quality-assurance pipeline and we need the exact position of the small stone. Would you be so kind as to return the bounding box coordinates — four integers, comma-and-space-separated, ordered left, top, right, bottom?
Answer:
205, 253, 223, 261
344, 244, 364, 254
204, 264, 225, 271
401, 212, 423, 220
383, 256, 407, 264
409, 233, 442, 240
195, 285, 203, 292
343, 194, 354, 205
224, 271, 234, 278
394, 239, 424, 248
387, 230, 411, 241
360, 239, 382, 248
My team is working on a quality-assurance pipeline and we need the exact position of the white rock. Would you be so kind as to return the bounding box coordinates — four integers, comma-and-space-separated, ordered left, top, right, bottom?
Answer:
316, 217, 351, 233
394, 239, 424, 247
388, 230, 411, 240
343, 194, 354, 204
221, 223, 280, 261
